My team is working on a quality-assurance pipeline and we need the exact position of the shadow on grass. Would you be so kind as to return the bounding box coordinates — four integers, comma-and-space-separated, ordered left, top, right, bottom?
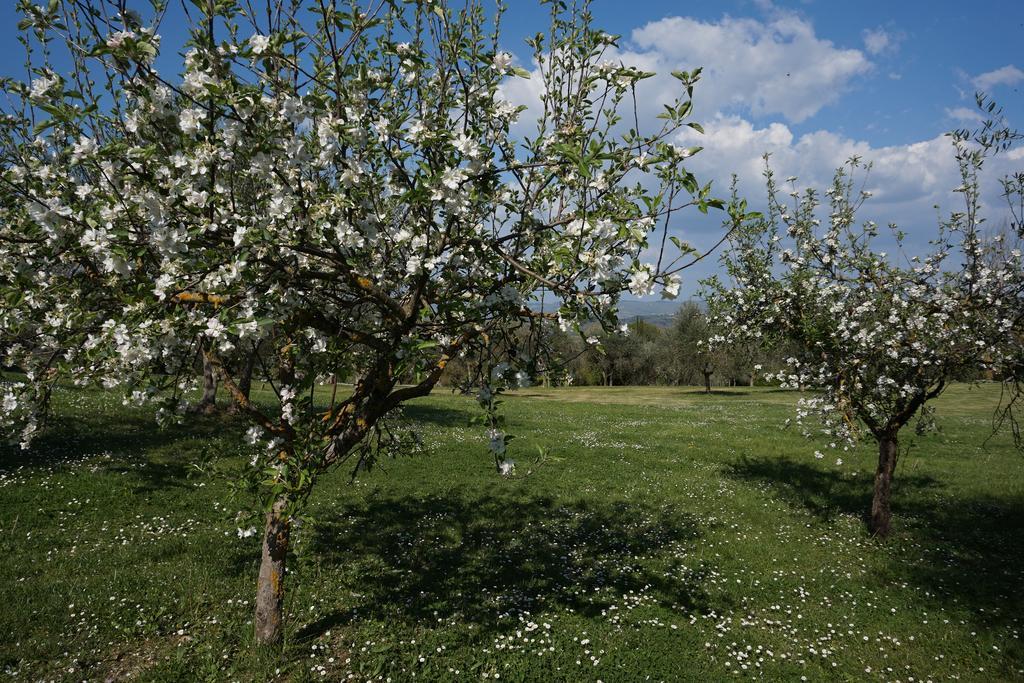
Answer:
399, 402, 474, 427
679, 389, 751, 397
296, 493, 711, 642
727, 456, 1024, 635
0, 408, 244, 493
727, 456, 942, 524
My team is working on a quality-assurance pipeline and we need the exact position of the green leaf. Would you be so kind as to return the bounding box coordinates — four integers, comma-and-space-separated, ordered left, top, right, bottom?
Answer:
33, 119, 56, 135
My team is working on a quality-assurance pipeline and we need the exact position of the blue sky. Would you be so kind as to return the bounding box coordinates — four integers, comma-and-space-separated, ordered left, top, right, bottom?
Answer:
5, 1, 1018, 147
497, 0, 1024, 147
2, 1, 1022, 298
496, 0, 1024, 296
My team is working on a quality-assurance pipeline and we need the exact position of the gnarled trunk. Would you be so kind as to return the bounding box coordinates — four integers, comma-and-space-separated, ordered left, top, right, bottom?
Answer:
870, 433, 898, 538
192, 351, 218, 414
228, 350, 257, 414
702, 368, 712, 394
254, 498, 290, 645
201, 354, 218, 405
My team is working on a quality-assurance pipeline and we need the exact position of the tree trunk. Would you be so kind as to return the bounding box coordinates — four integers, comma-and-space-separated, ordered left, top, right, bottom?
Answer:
870, 433, 899, 538
228, 350, 257, 414
192, 351, 218, 414
703, 370, 712, 394
254, 498, 290, 645
238, 350, 255, 400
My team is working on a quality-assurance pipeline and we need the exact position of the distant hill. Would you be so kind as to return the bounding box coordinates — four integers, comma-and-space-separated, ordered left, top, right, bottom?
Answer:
526, 297, 703, 328
614, 299, 685, 318
619, 313, 675, 328
616, 299, 704, 327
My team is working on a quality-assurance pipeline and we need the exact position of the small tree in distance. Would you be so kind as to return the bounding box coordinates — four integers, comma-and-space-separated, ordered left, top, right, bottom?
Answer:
0, 0, 744, 643
668, 301, 718, 392
707, 142, 1021, 537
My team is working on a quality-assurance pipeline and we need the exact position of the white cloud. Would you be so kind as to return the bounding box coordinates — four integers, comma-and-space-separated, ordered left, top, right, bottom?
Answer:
860, 27, 892, 55
973, 65, 1024, 91
945, 106, 984, 123
503, 10, 872, 131
862, 27, 903, 56
671, 115, 1018, 243
627, 13, 871, 123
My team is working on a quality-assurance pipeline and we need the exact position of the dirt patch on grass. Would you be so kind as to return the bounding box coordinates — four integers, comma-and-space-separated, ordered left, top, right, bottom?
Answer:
98, 633, 190, 682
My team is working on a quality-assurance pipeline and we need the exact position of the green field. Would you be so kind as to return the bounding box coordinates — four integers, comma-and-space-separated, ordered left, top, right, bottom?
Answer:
1, 383, 1022, 681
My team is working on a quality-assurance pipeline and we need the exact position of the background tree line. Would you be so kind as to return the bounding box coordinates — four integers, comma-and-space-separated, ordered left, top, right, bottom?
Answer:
438, 300, 799, 391
438, 295, 1001, 392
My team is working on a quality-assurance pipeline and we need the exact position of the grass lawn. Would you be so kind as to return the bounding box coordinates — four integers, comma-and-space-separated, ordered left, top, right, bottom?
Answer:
1, 382, 1022, 681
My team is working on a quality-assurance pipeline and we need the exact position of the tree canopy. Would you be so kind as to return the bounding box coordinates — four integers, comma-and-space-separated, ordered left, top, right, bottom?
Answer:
0, 0, 737, 642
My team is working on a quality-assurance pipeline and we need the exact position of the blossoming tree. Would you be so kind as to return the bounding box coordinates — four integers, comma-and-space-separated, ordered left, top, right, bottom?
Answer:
964, 94, 1024, 446
0, 0, 732, 643
706, 144, 1022, 538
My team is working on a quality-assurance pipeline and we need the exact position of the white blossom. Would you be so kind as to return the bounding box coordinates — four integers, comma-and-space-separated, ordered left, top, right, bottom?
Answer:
249, 34, 271, 55
179, 107, 207, 135
628, 266, 655, 297
491, 52, 513, 73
